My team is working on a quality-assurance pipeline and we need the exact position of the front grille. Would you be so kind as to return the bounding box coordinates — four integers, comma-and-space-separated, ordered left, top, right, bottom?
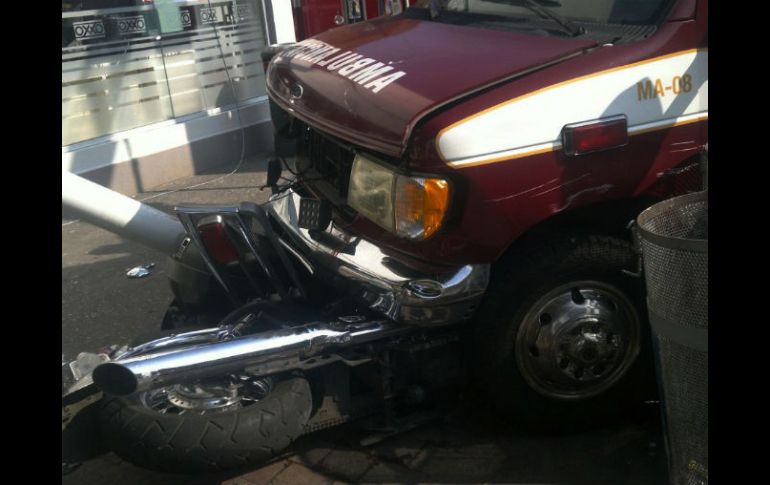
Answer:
298, 124, 356, 199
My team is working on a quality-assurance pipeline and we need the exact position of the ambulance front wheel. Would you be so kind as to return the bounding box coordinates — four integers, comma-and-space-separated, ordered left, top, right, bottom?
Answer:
474, 234, 656, 430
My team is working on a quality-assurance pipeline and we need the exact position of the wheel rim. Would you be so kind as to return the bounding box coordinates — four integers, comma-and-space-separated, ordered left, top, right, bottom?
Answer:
139, 375, 274, 415
514, 281, 640, 400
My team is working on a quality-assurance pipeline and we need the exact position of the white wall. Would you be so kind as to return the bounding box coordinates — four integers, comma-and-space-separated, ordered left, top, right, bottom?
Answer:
271, 0, 297, 43
63, 97, 271, 175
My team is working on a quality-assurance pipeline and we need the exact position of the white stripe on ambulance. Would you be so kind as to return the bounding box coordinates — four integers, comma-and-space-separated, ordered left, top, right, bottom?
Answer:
437, 49, 708, 168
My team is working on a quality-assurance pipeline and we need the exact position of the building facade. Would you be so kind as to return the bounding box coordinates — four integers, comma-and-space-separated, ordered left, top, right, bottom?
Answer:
62, 0, 295, 194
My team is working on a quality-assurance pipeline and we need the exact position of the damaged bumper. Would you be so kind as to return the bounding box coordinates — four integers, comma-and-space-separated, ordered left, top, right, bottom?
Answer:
267, 189, 489, 326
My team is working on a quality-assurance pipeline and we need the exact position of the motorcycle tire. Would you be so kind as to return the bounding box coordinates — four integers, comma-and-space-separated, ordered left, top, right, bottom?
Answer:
474, 234, 656, 431
99, 376, 313, 473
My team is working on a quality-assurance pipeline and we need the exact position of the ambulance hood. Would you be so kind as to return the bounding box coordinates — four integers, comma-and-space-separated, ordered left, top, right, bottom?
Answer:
266, 16, 597, 157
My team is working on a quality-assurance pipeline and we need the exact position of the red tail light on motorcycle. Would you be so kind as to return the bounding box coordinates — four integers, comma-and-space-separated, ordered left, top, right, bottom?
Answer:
562, 115, 628, 156
198, 222, 240, 265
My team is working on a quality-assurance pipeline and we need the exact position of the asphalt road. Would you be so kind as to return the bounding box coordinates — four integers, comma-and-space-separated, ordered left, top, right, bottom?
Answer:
62, 156, 669, 484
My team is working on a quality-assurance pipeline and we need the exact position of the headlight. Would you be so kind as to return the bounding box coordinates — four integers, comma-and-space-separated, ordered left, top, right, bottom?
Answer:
348, 154, 450, 240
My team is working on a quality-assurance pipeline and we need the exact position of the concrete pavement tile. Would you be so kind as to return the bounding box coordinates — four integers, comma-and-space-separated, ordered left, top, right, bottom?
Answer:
408, 423, 471, 448
411, 444, 508, 481
61, 455, 196, 485
290, 437, 337, 468
269, 463, 334, 485
236, 460, 292, 484
316, 449, 376, 482
358, 462, 420, 483
290, 446, 334, 468
222, 478, 259, 485
368, 434, 426, 467
403, 447, 431, 470
370, 445, 429, 470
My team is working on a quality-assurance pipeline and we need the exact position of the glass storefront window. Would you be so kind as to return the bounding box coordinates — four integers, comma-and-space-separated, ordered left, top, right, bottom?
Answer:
62, 0, 268, 146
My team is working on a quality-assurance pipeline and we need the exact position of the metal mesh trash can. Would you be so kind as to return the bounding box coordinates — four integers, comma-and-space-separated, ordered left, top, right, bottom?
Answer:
637, 191, 708, 485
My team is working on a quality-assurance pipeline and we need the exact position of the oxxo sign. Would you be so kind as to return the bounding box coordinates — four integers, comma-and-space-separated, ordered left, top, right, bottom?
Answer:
72, 15, 146, 40
117, 16, 146, 34
181, 9, 192, 28
236, 4, 252, 20
73, 20, 105, 40
200, 7, 221, 24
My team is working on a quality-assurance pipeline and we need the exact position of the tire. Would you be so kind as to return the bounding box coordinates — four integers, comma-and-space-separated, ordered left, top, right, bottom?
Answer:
474, 234, 656, 431
99, 377, 313, 473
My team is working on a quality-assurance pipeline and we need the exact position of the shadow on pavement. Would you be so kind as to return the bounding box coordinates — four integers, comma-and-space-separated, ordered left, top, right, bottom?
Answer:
287, 395, 667, 485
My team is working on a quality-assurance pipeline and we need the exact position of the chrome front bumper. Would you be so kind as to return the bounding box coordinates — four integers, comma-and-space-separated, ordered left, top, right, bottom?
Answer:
266, 189, 490, 325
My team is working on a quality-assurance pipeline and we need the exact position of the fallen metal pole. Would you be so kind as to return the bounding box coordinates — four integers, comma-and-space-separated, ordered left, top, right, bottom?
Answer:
62, 171, 186, 255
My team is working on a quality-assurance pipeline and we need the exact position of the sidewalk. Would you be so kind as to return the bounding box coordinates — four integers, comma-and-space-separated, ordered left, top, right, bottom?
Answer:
62, 156, 667, 485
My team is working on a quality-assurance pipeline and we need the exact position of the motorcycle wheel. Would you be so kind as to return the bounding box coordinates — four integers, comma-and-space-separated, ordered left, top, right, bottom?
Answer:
98, 375, 313, 473
474, 234, 655, 431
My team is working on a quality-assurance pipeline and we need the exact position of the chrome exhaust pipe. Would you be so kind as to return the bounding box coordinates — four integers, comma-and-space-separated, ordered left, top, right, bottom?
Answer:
92, 320, 405, 396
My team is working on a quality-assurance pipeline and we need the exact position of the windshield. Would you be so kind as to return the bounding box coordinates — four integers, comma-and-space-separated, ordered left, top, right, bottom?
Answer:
411, 0, 675, 26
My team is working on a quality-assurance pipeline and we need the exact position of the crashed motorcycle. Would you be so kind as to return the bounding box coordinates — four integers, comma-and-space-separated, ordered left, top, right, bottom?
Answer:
62, 154, 655, 473
61, 167, 492, 473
